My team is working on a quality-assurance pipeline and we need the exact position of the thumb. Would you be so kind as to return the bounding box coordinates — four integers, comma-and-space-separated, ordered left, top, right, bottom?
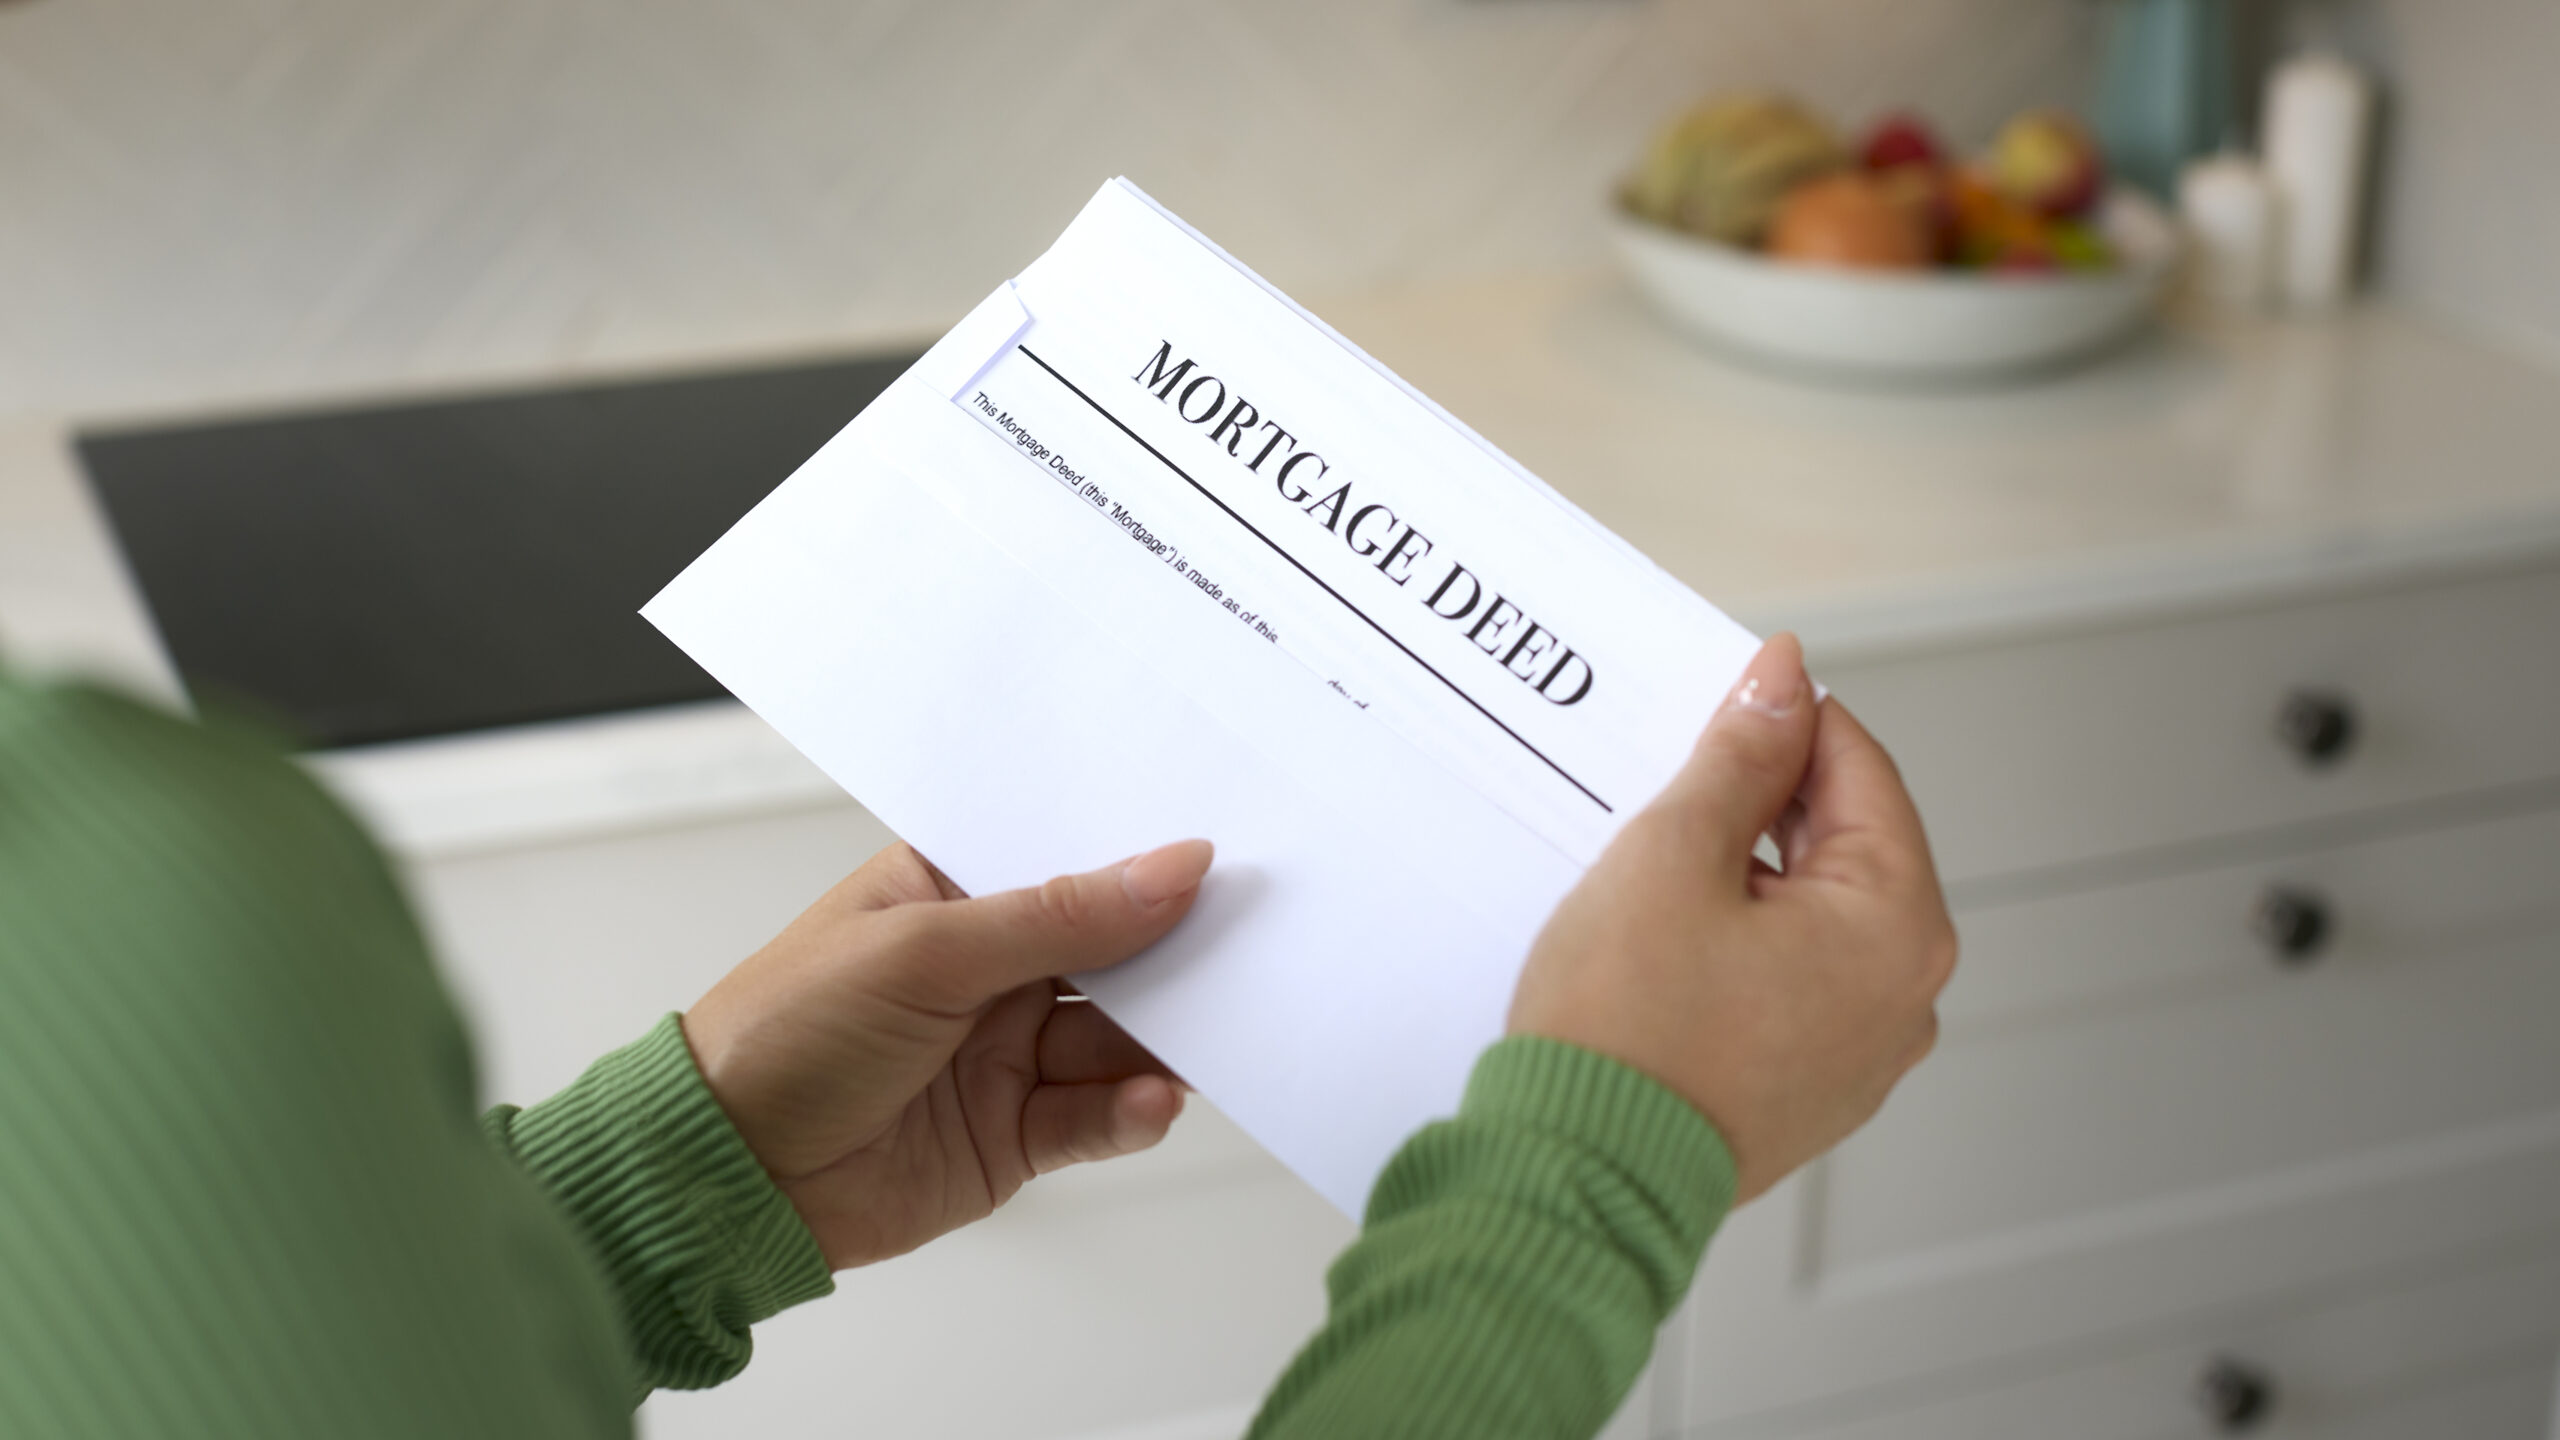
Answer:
1651, 634, 1817, 880
896, 840, 1214, 1010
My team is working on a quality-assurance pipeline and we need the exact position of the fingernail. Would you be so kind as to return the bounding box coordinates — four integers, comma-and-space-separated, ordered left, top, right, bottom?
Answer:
1122, 839, 1214, 908
1726, 634, 1806, 718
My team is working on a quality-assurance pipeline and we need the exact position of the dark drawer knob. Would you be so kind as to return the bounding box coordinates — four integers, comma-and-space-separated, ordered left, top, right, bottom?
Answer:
2196, 1356, 2276, 1432
2275, 689, 2357, 766
2252, 886, 2332, 963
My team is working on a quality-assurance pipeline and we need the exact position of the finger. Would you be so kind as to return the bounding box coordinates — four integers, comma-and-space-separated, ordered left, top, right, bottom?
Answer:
1022, 1075, 1184, 1175
1645, 633, 1818, 882
1746, 855, 1783, 900
1772, 797, 1813, 871
1037, 1001, 1176, 1086
944, 983, 1059, 1195
1906, 1010, 1941, 1072
829, 842, 959, 911
1791, 699, 1936, 888
958, 982, 1056, 1080
894, 840, 1214, 1011
912, 849, 970, 902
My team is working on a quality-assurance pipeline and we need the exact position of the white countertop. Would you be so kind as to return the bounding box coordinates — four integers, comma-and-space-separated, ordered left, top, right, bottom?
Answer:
1320, 273, 2560, 656
8, 276, 2559, 853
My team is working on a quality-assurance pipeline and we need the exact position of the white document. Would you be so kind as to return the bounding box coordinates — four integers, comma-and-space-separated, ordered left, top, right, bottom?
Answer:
644, 179, 1767, 1216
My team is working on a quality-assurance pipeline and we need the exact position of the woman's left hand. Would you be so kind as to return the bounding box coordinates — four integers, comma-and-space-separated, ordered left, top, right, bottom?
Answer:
682, 838, 1212, 1270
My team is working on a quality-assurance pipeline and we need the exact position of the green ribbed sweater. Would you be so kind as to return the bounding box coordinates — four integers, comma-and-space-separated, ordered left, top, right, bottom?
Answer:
0, 675, 1735, 1438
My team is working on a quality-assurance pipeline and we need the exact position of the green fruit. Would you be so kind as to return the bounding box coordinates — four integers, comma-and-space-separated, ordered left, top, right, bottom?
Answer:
2048, 220, 2116, 271
1624, 95, 1848, 245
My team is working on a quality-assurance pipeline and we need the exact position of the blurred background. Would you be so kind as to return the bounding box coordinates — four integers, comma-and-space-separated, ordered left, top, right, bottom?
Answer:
0, 0, 2539, 420
7, 2, 2560, 1438
3, 0, 2100, 416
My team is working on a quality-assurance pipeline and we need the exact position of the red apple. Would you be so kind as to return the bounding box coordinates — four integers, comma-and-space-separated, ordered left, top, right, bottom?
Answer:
1861, 112, 1945, 172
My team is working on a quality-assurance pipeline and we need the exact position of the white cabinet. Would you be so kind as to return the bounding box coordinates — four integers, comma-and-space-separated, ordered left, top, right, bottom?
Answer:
1701, 1241, 2560, 1440
1665, 558, 2560, 1438
1822, 560, 2560, 887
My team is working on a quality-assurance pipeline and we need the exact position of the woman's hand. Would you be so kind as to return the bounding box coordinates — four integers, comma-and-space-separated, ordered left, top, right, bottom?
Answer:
682, 839, 1212, 1270
1509, 634, 1957, 1203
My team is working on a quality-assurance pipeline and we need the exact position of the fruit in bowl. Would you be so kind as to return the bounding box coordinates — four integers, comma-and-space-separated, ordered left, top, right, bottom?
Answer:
1984, 108, 2104, 219
1859, 116, 1962, 263
1621, 95, 1848, 246
1767, 172, 1936, 271
1606, 93, 2179, 379
1617, 96, 2119, 278
1950, 169, 2113, 273
1860, 111, 1946, 172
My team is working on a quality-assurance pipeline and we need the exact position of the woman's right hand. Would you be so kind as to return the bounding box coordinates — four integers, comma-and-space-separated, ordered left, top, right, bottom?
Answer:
1508, 633, 1957, 1203
683, 839, 1206, 1271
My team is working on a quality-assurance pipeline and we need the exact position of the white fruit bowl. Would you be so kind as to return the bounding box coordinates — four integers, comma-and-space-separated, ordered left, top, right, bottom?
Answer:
1608, 187, 2181, 381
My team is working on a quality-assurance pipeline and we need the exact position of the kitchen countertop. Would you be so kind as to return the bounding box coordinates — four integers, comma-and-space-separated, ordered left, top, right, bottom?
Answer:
1320, 273, 2560, 656
7, 274, 2559, 853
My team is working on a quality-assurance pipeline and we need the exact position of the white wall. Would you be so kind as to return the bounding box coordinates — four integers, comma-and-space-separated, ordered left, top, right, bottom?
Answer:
9, 1, 2550, 412
0, 0, 2097, 422
2317, 0, 2560, 367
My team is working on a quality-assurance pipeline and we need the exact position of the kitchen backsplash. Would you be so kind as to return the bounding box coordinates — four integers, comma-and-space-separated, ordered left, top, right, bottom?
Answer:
0, 0, 2096, 420
4, 0, 2549, 425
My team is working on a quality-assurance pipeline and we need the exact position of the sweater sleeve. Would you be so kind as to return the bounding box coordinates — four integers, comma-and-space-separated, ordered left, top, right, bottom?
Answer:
483, 1015, 836, 1398
1246, 1036, 1737, 1440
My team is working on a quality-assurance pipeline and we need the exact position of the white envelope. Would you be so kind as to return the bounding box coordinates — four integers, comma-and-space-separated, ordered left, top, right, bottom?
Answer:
645, 179, 1767, 1216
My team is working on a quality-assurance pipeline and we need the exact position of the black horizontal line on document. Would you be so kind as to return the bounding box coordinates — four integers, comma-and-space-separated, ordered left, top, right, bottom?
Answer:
1012, 343, 1611, 815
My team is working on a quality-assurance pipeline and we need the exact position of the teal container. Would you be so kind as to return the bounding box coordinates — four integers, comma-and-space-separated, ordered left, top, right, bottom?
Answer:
2094, 0, 2236, 200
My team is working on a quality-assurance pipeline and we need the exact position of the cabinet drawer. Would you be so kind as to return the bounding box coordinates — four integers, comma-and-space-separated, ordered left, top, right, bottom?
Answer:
1676, 802, 2560, 1423
1821, 562, 2560, 885
1940, 800, 2560, 1030
1825, 803, 2560, 1300
1698, 1240, 2560, 1440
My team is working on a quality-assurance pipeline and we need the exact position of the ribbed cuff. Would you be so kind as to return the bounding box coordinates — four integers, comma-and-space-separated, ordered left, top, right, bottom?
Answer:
497, 1013, 834, 1393
1248, 1037, 1739, 1437
1459, 1035, 1738, 1264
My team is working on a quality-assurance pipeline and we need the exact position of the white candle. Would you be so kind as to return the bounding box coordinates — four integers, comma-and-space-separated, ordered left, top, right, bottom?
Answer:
2262, 53, 2374, 309
2180, 152, 2279, 309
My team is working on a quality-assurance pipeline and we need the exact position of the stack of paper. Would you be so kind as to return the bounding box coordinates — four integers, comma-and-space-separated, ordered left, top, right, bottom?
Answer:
645, 180, 1766, 1215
